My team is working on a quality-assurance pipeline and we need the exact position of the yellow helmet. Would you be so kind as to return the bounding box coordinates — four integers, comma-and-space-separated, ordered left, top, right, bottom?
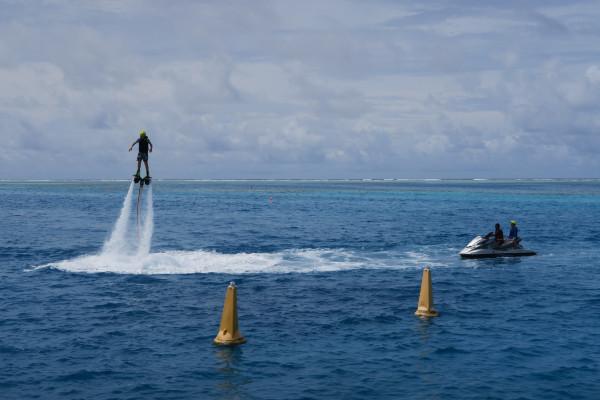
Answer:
139, 130, 146, 137
510, 220, 517, 225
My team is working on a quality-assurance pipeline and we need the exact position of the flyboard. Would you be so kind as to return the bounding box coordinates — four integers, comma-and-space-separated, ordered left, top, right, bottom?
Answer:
133, 175, 152, 231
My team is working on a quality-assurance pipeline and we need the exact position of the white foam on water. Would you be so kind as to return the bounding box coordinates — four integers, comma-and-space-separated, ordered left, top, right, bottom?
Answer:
33, 180, 448, 275
34, 248, 446, 275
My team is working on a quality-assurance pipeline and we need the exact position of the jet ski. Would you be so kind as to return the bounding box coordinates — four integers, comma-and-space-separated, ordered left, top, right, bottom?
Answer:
459, 235, 536, 258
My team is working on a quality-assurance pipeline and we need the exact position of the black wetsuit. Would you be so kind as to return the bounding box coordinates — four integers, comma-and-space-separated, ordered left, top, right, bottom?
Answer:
138, 137, 151, 153
495, 228, 504, 243
135, 137, 152, 162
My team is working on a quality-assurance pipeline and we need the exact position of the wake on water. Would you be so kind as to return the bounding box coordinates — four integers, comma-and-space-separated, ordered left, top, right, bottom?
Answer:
35, 182, 445, 275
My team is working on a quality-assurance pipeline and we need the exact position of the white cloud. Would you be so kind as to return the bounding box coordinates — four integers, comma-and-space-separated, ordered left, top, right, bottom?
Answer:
0, 1, 599, 178
585, 65, 600, 84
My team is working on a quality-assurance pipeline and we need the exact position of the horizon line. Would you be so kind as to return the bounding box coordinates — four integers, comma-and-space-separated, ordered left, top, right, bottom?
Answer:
1, 177, 599, 182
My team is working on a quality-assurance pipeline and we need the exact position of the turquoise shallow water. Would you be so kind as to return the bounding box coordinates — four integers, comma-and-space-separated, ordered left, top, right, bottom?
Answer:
1, 180, 599, 399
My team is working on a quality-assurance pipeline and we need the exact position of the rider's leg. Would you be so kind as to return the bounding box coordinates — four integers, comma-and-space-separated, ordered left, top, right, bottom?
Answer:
143, 160, 150, 177
136, 160, 141, 176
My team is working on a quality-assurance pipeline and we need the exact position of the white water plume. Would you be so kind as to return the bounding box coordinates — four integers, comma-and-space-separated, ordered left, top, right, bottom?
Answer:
102, 181, 134, 254
137, 185, 153, 256
101, 181, 153, 257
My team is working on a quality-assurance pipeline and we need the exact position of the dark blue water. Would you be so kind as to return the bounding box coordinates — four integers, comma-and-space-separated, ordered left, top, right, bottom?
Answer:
1, 180, 599, 399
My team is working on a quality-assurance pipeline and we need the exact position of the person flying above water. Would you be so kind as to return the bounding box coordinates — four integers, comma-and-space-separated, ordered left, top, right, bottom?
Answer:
129, 130, 153, 179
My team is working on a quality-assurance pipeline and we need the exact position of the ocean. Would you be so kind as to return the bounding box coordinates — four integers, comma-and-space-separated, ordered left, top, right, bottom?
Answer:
1, 180, 599, 399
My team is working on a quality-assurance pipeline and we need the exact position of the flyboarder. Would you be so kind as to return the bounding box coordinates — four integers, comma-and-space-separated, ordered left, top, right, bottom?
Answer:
129, 130, 153, 184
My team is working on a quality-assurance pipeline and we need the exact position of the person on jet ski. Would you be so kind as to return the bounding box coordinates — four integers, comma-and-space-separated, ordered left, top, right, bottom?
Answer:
494, 223, 504, 245
506, 220, 520, 248
508, 220, 519, 239
483, 223, 505, 245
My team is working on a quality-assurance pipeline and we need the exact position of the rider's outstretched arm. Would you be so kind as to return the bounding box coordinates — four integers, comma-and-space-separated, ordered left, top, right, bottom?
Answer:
129, 139, 139, 152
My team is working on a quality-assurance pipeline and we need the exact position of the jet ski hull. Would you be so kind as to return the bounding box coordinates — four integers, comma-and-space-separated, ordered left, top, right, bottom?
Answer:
460, 249, 537, 259
459, 235, 536, 258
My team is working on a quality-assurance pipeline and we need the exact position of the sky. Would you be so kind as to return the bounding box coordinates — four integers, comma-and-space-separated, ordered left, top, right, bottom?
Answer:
1, 0, 599, 179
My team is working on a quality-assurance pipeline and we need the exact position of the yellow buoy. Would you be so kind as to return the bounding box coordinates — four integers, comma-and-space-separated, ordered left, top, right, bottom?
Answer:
214, 281, 246, 345
415, 267, 439, 317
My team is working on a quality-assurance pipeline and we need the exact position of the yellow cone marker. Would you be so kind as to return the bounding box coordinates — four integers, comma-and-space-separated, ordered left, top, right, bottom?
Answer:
214, 281, 246, 345
415, 267, 439, 317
